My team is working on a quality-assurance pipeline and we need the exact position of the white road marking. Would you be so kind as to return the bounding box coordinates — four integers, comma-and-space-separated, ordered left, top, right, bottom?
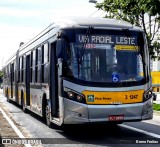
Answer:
0, 107, 32, 147
120, 124, 160, 138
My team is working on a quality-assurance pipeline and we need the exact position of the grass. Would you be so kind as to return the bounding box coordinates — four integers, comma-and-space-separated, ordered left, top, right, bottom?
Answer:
153, 103, 160, 111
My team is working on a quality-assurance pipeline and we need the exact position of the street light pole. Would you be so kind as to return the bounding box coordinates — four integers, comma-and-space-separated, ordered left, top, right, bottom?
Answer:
89, 0, 97, 3
89, 0, 99, 17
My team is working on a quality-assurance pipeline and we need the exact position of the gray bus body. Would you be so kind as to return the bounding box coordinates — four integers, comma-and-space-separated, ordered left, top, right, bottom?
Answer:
3, 17, 153, 126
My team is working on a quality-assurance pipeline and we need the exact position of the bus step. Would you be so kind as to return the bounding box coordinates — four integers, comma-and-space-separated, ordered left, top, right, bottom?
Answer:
51, 117, 60, 126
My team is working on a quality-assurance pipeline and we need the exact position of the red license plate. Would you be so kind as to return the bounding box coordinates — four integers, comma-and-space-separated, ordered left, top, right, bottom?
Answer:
109, 115, 124, 121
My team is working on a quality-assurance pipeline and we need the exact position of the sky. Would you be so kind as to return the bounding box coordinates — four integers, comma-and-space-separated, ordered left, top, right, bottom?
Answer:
0, 0, 104, 69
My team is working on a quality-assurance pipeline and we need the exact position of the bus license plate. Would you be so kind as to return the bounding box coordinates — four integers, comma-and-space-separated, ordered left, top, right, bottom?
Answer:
109, 115, 124, 121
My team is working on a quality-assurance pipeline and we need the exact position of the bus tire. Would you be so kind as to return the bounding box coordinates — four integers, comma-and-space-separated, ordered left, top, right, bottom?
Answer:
45, 103, 52, 128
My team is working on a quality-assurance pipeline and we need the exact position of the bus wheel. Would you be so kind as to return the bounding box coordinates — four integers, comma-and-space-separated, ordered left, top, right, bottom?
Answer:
45, 103, 52, 128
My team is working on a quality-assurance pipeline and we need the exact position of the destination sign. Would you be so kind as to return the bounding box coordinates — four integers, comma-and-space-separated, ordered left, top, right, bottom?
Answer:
76, 34, 137, 45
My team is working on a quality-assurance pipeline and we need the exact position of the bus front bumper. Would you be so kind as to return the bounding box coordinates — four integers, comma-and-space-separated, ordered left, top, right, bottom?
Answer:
63, 98, 153, 124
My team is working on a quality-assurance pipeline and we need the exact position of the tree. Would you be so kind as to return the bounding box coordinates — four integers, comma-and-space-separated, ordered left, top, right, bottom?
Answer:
96, 0, 160, 59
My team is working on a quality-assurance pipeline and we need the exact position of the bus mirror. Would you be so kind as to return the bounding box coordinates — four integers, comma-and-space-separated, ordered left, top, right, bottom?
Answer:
56, 39, 66, 58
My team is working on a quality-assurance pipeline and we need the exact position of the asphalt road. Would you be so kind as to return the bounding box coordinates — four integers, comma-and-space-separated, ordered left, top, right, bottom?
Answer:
0, 89, 160, 147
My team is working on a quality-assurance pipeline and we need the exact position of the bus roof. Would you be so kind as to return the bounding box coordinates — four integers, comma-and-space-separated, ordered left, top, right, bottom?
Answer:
53, 17, 141, 30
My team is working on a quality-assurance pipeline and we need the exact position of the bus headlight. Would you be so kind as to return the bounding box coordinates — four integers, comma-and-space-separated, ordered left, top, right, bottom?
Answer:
76, 95, 83, 101
64, 88, 86, 104
67, 91, 74, 99
144, 88, 152, 102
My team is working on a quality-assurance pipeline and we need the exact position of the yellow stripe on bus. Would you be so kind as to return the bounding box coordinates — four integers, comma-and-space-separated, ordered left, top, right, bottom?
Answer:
83, 90, 144, 104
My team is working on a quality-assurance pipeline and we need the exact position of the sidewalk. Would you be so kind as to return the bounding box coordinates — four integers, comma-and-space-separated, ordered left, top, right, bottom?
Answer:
0, 111, 24, 147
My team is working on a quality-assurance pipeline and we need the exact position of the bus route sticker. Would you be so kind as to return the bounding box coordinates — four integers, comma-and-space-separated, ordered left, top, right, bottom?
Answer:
112, 74, 120, 82
87, 95, 94, 102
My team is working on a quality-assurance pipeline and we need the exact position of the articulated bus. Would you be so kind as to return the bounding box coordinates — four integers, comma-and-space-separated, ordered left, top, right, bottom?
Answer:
3, 17, 153, 126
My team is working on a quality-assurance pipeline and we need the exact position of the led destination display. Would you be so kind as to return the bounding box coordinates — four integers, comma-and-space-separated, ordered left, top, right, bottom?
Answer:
76, 34, 137, 45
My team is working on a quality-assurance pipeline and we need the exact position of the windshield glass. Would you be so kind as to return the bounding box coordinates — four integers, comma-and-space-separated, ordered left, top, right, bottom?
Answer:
66, 31, 146, 83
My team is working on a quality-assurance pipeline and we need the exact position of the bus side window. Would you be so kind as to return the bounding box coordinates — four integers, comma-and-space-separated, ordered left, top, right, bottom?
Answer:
21, 57, 24, 83
18, 58, 20, 82
9, 64, 11, 82
12, 62, 15, 82
42, 43, 49, 83
7, 65, 9, 78
30, 51, 33, 83
19, 57, 23, 82
31, 50, 36, 83
35, 47, 42, 83
35, 49, 38, 83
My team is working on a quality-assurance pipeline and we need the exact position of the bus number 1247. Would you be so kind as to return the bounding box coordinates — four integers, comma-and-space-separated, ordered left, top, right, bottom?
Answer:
125, 95, 138, 99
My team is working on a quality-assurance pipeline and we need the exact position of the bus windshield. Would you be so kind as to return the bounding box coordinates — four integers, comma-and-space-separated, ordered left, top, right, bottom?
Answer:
66, 31, 146, 83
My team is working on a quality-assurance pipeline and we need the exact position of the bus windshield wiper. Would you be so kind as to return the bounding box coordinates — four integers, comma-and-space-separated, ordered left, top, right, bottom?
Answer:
77, 26, 92, 77
79, 26, 92, 64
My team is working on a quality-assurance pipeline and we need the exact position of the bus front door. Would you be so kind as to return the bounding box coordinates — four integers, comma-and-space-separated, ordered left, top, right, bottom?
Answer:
50, 42, 59, 117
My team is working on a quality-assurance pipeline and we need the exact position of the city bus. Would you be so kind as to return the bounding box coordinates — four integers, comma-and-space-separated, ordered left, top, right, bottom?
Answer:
3, 17, 153, 127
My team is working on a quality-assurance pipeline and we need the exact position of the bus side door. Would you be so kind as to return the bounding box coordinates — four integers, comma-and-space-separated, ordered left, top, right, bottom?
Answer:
25, 55, 31, 106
